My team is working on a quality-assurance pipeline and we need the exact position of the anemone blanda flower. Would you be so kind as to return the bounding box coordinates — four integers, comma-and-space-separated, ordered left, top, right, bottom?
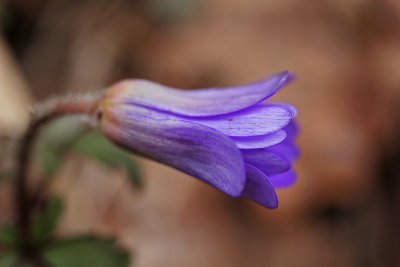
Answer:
96, 71, 298, 208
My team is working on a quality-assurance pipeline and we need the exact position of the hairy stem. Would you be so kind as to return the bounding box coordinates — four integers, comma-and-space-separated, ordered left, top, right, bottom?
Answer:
15, 96, 100, 265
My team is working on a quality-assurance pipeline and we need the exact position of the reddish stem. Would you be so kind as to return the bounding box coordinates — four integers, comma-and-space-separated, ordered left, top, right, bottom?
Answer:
15, 97, 99, 266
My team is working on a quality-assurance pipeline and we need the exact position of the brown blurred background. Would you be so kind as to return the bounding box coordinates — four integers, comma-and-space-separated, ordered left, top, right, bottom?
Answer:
1, 0, 400, 266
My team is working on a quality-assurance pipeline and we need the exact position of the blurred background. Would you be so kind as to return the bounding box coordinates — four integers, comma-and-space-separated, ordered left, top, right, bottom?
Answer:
0, 0, 400, 266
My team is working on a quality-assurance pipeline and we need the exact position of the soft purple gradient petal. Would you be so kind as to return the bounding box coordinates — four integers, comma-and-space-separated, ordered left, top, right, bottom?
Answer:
241, 164, 278, 208
284, 120, 298, 139
269, 102, 298, 116
109, 71, 292, 117
189, 104, 293, 136
116, 103, 293, 137
102, 107, 246, 196
231, 130, 287, 149
242, 149, 290, 175
266, 140, 299, 162
268, 169, 297, 188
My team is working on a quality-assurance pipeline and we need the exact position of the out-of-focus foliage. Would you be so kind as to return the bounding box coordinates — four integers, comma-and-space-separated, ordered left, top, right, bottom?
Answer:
35, 116, 141, 187
0, 169, 11, 183
0, 235, 129, 267
35, 117, 88, 178
0, 224, 19, 247
71, 130, 142, 188
0, 138, 14, 183
32, 196, 63, 243
0, 116, 136, 266
149, 0, 199, 23
1, 197, 63, 247
0, 195, 131, 267
0, 251, 26, 267
43, 236, 130, 267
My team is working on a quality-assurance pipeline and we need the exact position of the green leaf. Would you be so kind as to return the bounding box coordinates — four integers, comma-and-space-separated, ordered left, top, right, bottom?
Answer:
35, 117, 141, 187
35, 117, 89, 178
0, 224, 20, 247
151, 0, 198, 22
43, 236, 130, 267
32, 197, 63, 243
0, 251, 36, 267
71, 131, 142, 188
0, 169, 11, 183
0, 251, 19, 267
36, 143, 60, 177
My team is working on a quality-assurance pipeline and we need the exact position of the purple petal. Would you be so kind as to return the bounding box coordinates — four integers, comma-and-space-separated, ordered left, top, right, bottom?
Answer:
268, 169, 297, 188
117, 103, 293, 137
242, 149, 290, 175
270, 102, 298, 116
189, 104, 293, 137
101, 106, 246, 196
108, 71, 292, 117
231, 130, 287, 149
284, 120, 299, 139
266, 140, 299, 162
241, 164, 278, 208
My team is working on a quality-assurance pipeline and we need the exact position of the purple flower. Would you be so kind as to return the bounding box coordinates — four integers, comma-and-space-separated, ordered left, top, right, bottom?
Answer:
96, 71, 298, 208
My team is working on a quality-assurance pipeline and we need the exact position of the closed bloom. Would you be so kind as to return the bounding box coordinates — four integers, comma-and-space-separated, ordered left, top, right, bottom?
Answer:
96, 71, 298, 208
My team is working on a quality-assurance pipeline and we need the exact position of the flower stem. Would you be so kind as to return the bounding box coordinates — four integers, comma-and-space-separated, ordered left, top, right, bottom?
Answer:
15, 96, 99, 265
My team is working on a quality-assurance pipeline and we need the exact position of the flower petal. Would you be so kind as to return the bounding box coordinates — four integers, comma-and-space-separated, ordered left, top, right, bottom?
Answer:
284, 120, 298, 139
231, 130, 287, 149
101, 106, 246, 196
270, 102, 298, 116
107, 71, 292, 117
241, 164, 278, 208
242, 149, 290, 175
266, 140, 299, 162
268, 169, 297, 188
189, 104, 293, 137
115, 103, 294, 137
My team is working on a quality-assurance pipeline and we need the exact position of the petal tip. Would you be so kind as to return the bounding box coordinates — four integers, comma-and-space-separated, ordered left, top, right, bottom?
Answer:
242, 164, 279, 208
277, 70, 294, 84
